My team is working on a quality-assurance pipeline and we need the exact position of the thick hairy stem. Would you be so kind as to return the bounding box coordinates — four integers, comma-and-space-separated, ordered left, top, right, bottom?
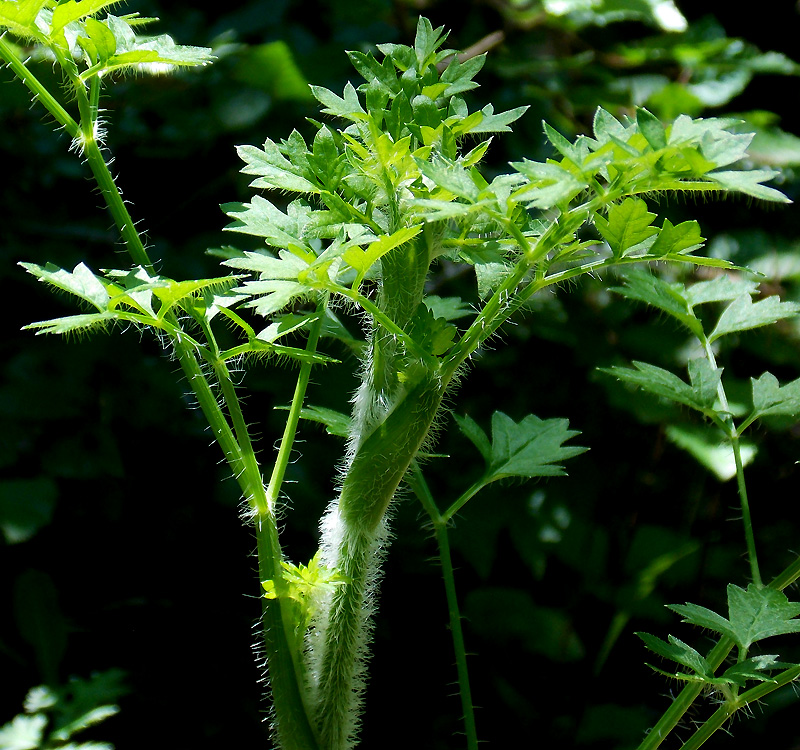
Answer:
309, 369, 446, 749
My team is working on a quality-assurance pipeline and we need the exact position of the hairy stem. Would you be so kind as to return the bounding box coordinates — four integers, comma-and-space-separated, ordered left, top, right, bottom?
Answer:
635, 555, 800, 750
680, 665, 800, 750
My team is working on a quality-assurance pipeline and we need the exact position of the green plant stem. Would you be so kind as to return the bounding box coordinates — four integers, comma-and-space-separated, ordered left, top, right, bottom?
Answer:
635, 555, 800, 750
680, 665, 800, 750
702, 337, 762, 586
6, 40, 319, 747
409, 463, 479, 750
731, 435, 761, 586
0, 37, 80, 139
265, 303, 326, 512
251, 307, 327, 750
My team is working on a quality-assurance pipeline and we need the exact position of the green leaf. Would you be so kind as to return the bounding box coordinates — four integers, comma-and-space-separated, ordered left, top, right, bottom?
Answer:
416, 155, 480, 202
292, 405, 352, 438
50, 0, 123, 36
412, 16, 448, 70
594, 198, 657, 258
511, 160, 585, 209
236, 140, 320, 194
648, 218, 704, 257
709, 293, 800, 342
77, 17, 117, 63
684, 275, 760, 307
750, 372, 800, 419
721, 655, 783, 687
637, 632, 713, 679
0, 0, 49, 37
600, 359, 720, 415
636, 108, 667, 150
22, 312, 118, 337
343, 225, 422, 285
439, 53, 485, 97
466, 103, 529, 134
223, 197, 315, 254
670, 584, 800, 651
310, 81, 366, 122
610, 271, 702, 338
706, 169, 791, 203
20, 262, 109, 310
482, 412, 586, 482
454, 413, 492, 464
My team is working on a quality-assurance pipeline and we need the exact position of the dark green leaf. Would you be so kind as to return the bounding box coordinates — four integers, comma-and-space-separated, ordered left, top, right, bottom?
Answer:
670, 583, 800, 650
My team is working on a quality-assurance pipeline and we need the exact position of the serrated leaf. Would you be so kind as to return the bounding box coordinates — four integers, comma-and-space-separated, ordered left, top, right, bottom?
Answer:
237, 140, 320, 194
465, 103, 529, 134
439, 53, 485, 97
0, 0, 49, 36
511, 160, 585, 209
751, 372, 800, 419
610, 271, 701, 338
649, 218, 704, 257
416, 155, 480, 202
671, 583, 800, 651
413, 16, 448, 70
22, 312, 118, 336
20, 262, 110, 310
637, 632, 713, 679
343, 224, 422, 284
223, 197, 314, 254
483, 412, 586, 482
721, 655, 782, 687
709, 293, 800, 342
684, 275, 760, 307
310, 81, 366, 121
594, 198, 657, 258
51, 0, 123, 36
707, 169, 791, 203
601, 360, 720, 415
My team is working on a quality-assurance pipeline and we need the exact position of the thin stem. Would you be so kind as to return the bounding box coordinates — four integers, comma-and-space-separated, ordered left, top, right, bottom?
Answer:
409, 463, 479, 750
265, 302, 326, 513
0, 36, 80, 139
680, 665, 800, 750
701, 336, 762, 586
732, 436, 761, 586
635, 556, 800, 750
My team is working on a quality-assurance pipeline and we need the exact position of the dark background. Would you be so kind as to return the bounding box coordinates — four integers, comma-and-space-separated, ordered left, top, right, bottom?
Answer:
2, 2, 800, 748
